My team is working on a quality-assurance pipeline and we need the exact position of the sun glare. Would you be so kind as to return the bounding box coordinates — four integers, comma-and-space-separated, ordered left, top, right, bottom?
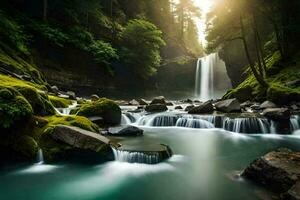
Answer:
194, 0, 212, 13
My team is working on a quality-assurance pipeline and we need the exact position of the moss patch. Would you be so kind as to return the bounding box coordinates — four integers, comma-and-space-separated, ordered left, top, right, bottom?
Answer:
49, 95, 72, 108
76, 98, 121, 125
224, 51, 300, 103
13, 135, 39, 160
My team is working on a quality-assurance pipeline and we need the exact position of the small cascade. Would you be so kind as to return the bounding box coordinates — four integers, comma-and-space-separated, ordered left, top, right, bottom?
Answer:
55, 101, 78, 116
176, 117, 215, 129
222, 117, 270, 134
121, 114, 132, 125
36, 149, 44, 165
290, 115, 300, 131
112, 149, 160, 164
150, 115, 178, 127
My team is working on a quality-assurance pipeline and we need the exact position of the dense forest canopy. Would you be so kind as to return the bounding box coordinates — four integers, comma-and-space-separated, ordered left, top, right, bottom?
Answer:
0, 0, 203, 79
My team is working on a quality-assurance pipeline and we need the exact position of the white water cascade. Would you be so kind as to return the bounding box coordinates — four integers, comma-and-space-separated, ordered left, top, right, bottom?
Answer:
195, 53, 231, 101
36, 149, 44, 165
112, 149, 160, 164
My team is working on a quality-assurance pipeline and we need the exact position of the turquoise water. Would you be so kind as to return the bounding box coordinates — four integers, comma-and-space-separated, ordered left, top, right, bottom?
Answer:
1, 127, 300, 200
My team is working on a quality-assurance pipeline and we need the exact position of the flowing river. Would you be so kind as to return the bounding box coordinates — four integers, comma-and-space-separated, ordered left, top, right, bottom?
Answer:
1, 106, 300, 200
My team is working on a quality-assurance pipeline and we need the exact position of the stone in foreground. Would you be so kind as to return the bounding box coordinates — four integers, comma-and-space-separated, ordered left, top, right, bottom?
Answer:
242, 148, 300, 199
262, 108, 291, 121
51, 125, 112, 159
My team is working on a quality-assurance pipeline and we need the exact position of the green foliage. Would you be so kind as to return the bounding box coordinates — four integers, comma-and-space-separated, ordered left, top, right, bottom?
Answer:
49, 96, 72, 108
267, 84, 300, 104
77, 98, 121, 125
0, 10, 28, 54
30, 20, 68, 47
120, 19, 165, 78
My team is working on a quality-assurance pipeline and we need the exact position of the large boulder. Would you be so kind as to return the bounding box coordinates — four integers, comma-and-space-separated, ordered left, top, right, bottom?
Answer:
185, 105, 195, 112
49, 125, 113, 160
242, 148, 300, 199
77, 98, 121, 125
129, 99, 139, 106
259, 101, 277, 109
66, 91, 76, 100
150, 96, 166, 105
145, 104, 168, 113
102, 125, 143, 137
215, 99, 241, 113
262, 108, 291, 121
188, 101, 214, 114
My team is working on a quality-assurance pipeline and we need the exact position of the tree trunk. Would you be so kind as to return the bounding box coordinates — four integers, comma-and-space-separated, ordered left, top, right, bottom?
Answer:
240, 13, 268, 87
43, 0, 47, 21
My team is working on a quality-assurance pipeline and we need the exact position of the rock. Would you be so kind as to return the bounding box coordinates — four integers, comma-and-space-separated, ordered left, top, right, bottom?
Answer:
262, 108, 291, 121
103, 125, 143, 137
145, 104, 168, 112
51, 125, 112, 159
215, 99, 241, 113
129, 99, 139, 106
183, 99, 193, 103
240, 101, 254, 108
88, 116, 104, 126
259, 101, 277, 109
51, 86, 59, 94
194, 100, 201, 103
188, 101, 214, 114
58, 93, 69, 99
66, 91, 76, 100
291, 105, 299, 111
175, 105, 183, 110
242, 148, 300, 197
91, 94, 100, 101
77, 98, 121, 125
137, 98, 148, 105
166, 102, 174, 106
150, 96, 166, 105
185, 105, 195, 112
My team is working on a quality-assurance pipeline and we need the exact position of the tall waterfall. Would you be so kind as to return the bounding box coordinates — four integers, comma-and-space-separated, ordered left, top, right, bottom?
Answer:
195, 53, 231, 101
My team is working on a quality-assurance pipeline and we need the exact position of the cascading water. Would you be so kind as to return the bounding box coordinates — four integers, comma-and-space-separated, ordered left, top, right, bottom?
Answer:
222, 117, 270, 134
194, 53, 231, 101
55, 101, 78, 116
36, 149, 44, 165
291, 115, 300, 132
176, 117, 215, 129
112, 149, 160, 164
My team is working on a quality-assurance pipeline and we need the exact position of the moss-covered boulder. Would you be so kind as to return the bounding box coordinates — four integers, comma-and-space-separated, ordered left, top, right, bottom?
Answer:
267, 84, 300, 105
13, 135, 39, 160
0, 87, 33, 128
76, 98, 121, 125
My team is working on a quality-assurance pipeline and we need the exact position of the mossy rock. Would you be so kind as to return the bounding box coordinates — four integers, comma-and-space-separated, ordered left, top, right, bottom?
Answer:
49, 95, 72, 108
76, 98, 121, 125
267, 84, 300, 105
13, 135, 39, 160
15, 86, 55, 116
0, 90, 33, 128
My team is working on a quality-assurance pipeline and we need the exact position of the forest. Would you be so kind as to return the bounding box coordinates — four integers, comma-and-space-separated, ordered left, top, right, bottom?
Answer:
0, 1, 300, 200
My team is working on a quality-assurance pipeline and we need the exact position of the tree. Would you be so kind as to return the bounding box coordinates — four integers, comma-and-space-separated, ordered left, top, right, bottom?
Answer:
119, 19, 166, 79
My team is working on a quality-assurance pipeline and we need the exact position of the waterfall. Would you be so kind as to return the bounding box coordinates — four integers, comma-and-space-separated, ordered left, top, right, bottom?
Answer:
36, 149, 44, 165
222, 117, 270, 134
150, 115, 178, 127
176, 118, 215, 129
55, 101, 78, 116
121, 114, 132, 125
112, 149, 160, 164
290, 115, 300, 131
194, 53, 231, 101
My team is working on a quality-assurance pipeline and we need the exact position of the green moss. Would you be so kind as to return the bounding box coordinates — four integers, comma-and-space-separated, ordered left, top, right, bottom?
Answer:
0, 75, 55, 116
0, 90, 33, 128
76, 98, 121, 125
44, 115, 99, 133
13, 135, 38, 160
225, 51, 300, 103
267, 84, 300, 105
49, 95, 72, 108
